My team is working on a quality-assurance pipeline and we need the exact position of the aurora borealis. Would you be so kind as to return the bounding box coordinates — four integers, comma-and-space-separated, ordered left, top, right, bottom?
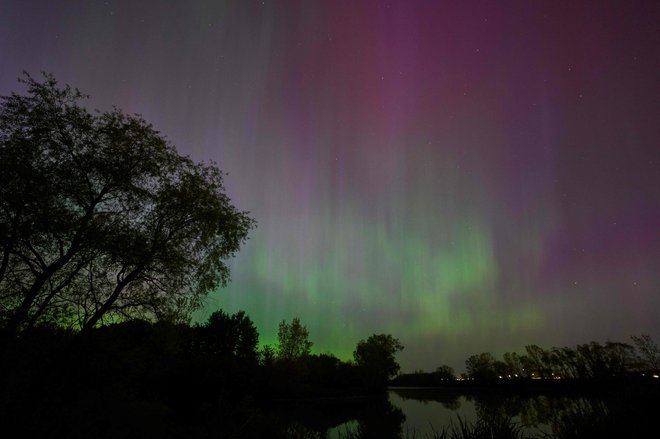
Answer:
1, 0, 659, 371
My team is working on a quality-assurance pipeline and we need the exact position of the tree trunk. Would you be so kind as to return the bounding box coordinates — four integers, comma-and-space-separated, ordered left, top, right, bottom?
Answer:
25, 260, 87, 330
4, 197, 103, 334
81, 267, 142, 332
3, 265, 60, 335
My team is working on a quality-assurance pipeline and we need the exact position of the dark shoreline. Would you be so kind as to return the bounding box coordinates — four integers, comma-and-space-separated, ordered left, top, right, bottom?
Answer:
388, 376, 660, 397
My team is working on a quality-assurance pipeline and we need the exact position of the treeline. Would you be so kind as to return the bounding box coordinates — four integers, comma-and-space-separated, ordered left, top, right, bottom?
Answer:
463, 336, 659, 381
1, 311, 404, 398
392, 335, 660, 387
0, 312, 403, 438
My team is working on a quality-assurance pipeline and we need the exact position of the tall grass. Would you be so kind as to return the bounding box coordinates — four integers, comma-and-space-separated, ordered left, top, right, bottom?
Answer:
332, 416, 528, 439
425, 416, 527, 439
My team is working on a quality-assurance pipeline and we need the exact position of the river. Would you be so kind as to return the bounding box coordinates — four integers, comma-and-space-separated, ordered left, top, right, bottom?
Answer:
318, 387, 657, 438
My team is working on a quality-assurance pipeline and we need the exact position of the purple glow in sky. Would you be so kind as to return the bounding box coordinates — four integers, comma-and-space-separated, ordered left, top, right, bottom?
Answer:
1, 0, 659, 371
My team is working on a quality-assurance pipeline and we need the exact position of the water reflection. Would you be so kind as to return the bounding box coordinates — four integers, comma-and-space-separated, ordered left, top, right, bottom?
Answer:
389, 388, 657, 437
268, 395, 406, 438
270, 388, 657, 438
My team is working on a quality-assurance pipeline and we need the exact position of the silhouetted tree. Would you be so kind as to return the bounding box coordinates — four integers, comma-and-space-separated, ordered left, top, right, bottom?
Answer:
259, 344, 276, 367
276, 317, 312, 361
575, 342, 610, 379
603, 341, 635, 376
502, 352, 525, 378
0, 73, 254, 334
193, 310, 259, 362
353, 333, 403, 388
524, 344, 553, 378
549, 346, 580, 379
434, 364, 456, 380
631, 334, 660, 370
302, 353, 343, 389
465, 352, 497, 380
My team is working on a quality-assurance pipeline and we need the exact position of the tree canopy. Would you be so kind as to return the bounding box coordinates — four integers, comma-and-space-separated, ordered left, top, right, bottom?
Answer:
465, 352, 498, 381
276, 317, 313, 361
434, 364, 456, 380
193, 310, 259, 362
0, 73, 255, 334
353, 334, 403, 386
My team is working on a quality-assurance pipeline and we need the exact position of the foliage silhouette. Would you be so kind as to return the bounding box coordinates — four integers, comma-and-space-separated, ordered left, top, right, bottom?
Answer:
0, 72, 254, 334
277, 317, 313, 361
192, 309, 259, 362
458, 335, 660, 383
354, 334, 403, 389
0, 310, 658, 438
435, 364, 456, 380
465, 352, 498, 381
631, 334, 660, 369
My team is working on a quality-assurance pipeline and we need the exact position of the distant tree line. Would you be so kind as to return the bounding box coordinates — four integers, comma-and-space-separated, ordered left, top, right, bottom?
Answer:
394, 335, 660, 386
463, 335, 659, 381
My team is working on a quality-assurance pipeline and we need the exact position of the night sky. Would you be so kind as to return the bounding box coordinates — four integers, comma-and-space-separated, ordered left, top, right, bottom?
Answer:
2, 0, 659, 371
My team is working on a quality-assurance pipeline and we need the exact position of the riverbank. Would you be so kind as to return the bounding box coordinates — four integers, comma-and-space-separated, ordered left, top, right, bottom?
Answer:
390, 373, 660, 396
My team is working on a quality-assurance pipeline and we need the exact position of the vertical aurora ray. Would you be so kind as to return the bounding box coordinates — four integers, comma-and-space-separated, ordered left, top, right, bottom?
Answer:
2, 0, 659, 370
